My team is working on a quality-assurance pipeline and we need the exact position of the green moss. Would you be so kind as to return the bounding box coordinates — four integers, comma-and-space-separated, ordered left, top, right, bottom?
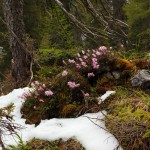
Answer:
106, 88, 150, 150
61, 104, 78, 117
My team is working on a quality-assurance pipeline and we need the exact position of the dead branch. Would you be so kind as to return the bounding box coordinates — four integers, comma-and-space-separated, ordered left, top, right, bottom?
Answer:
54, 0, 129, 42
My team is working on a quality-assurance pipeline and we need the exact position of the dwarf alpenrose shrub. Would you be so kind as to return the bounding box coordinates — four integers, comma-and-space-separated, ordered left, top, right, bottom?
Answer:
21, 46, 113, 123
63, 46, 111, 79
20, 81, 53, 108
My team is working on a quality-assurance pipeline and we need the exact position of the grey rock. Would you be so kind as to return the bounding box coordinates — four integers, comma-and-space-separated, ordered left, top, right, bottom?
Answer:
131, 69, 150, 91
112, 71, 121, 79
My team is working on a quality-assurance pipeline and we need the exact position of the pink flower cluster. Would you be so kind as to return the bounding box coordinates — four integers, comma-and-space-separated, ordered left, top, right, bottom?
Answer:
67, 81, 80, 89
62, 70, 68, 76
61, 46, 111, 95
84, 93, 90, 97
19, 92, 32, 99
68, 59, 75, 64
45, 90, 53, 96
88, 72, 95, 78
20, 81, 53, 103
92, 58, 99, 69
63, 46, 110, 73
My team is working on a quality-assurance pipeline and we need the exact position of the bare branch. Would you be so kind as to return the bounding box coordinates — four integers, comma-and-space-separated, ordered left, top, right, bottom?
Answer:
54, 0, 128, 42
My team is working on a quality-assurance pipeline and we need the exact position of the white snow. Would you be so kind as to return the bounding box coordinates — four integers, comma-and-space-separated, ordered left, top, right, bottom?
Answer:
0, 88, 122, 150
97, 91, 116, 104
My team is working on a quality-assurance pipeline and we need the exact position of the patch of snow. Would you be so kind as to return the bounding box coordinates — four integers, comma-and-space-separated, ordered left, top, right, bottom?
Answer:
0, 88, 122, 150
97, 91, 116, 104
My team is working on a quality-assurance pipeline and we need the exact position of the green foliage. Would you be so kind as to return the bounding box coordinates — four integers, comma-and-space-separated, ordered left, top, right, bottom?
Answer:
24, 0, 50, 47
10, 138, 85, 150
124, 0, 150, 50
26, 139, 59, 150
36, 66, 63, 80
45, 5, 76, 49
35, 48, 80, 66
9, 137, 59, 150
23, 1, 76, 49
35, 47, 81, 80
9, 134, 27, 150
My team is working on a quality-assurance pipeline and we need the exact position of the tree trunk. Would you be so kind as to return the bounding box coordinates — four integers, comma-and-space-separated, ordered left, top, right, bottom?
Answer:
112, 0, 126, 20
3, 0, 32, 87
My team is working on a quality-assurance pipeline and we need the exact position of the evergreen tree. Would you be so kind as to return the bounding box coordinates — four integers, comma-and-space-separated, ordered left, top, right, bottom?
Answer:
124, 0, 150, 50
23, 0, 75, 49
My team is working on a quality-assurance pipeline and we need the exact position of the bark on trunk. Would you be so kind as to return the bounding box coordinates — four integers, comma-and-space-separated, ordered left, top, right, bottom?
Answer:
3, 0, 31, 87
112, 0, 126, 20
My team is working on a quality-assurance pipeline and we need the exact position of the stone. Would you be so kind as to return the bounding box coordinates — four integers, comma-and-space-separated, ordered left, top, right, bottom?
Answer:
131, 69, 150, 92
112, 71, 121, 79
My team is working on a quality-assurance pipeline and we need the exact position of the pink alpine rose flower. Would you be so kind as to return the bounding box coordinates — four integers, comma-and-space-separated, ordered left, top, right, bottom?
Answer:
39, 99, 44, 103
35, 91, 39, 97
63, 60, 67, 65
120, 44, 124, 48
96, 51, 101, 56
42, 84, 46, 88
83, 55, 88, 59
38, 86, 44, 91
31, 82, 35, 87
84, 93, 90, 97
45, 90, 53, 96
67, 81, 80, 89
81, 62, 87, 67
92, 53, 96, 57
88, 72, 95, 78
109, 46, 112, 50
62, 70, 68, 76
77, 53, 81, 57
35, 81, 40, 85
79, 58, 83, 62
82, 50, 85, 54
68, 59, 75, 64
76, 64, 81, 69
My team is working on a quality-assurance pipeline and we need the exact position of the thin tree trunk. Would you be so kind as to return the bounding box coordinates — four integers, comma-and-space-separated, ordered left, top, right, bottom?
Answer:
3, 0, 32, 87
112, 0, 126, 20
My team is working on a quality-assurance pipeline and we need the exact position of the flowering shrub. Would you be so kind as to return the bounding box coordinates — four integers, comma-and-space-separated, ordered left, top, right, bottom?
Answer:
21, 81, 53, 103
51, 69, 90, 101
21, 69, 91, 123
63, 46, 111, 78
21, 81, 57, 124
62, 70, 68, 76
21, 46, 113, 123
67, 81, 80, 89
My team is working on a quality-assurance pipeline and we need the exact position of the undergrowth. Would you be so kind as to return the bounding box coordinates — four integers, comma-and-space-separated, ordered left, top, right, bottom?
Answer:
9, 138, 85, 150
105, 87, 150, 150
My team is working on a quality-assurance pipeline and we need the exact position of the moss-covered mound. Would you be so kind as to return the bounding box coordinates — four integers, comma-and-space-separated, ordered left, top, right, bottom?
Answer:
10, 138, 85, 150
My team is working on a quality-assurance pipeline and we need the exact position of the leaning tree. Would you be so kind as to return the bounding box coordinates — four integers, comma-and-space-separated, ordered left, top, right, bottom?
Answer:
2, 0, 32, 87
